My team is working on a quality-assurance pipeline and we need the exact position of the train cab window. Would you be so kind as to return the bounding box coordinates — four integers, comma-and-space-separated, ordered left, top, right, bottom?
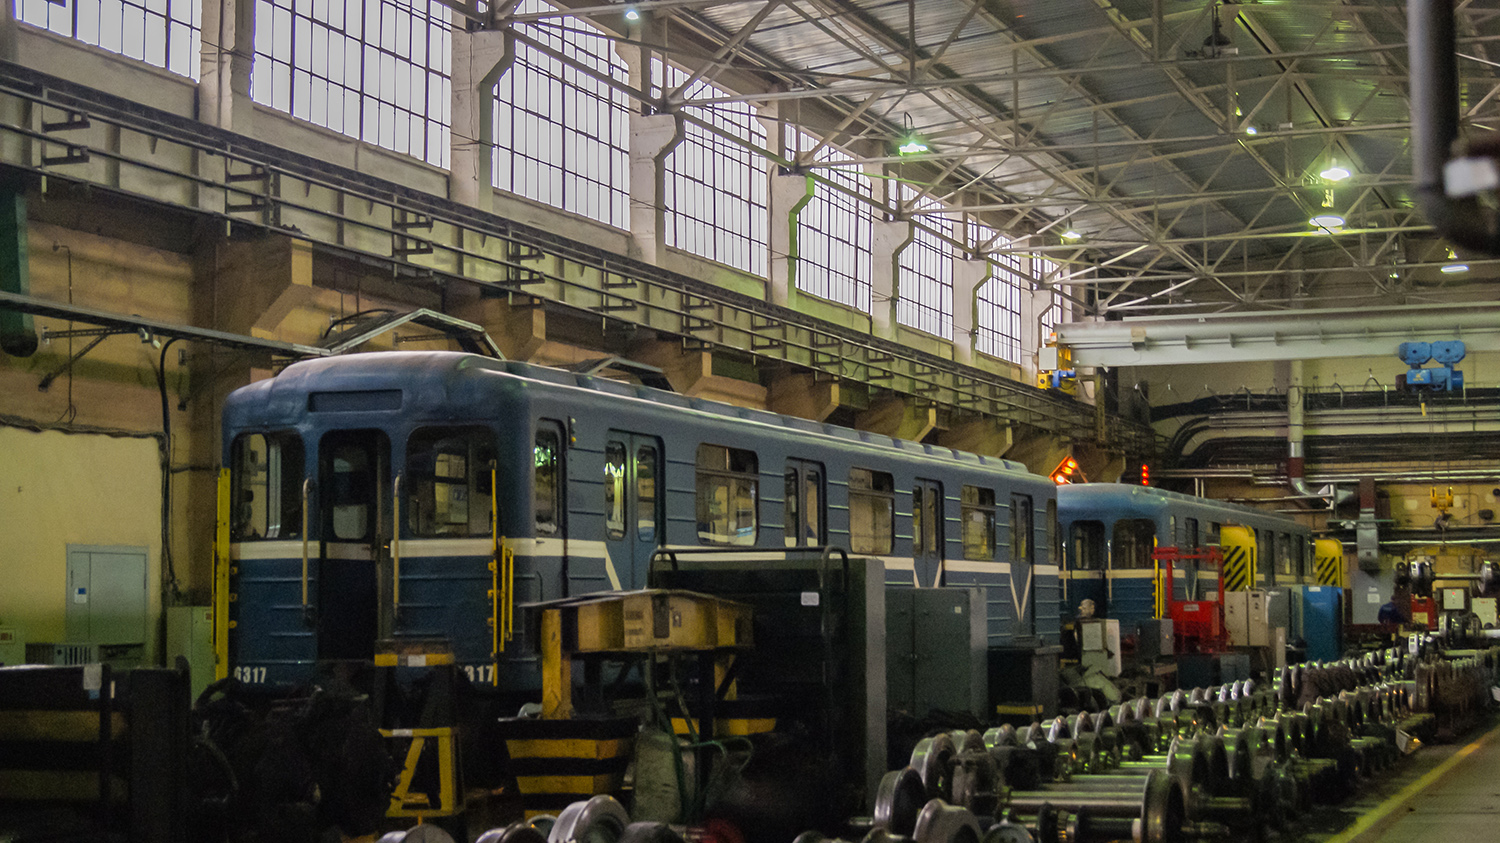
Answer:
1292, 537, 1307, 579
1070, 521, 1105, 570
1257, 529, 1273, 579
605, 442, 627, 540
637, 445, 659, 542
230, 432, 304, 541
784, 459, 826, 547
1010, 494, 1034, 564
1184, 518, 1200, 551
406, 428, 496, 537
328, 441, 378, 541
1111, 519, 1155, 569
849, 468, 895, 555
534, 426, 563, 536
961, 486, 997, 560
696, 444, 758, 546
1276, 533, 1293, 577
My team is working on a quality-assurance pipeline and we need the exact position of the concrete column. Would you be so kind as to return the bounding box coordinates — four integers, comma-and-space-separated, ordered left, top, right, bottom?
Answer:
768, 169, 812, 308
0, 0, 18, 63
871, 220, 911, 340
199, 0, 256, 134
618, 34, 680, 264
450, 28, 511, 211
953, 258, 990, 366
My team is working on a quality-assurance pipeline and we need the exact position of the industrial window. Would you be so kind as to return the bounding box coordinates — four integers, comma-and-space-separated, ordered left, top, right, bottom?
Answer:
961, 486, 996, 561
1010, 493, 1034, 564
494, 0, 630, 228
1035, 256, 1063, 340
1111, 519, 1155, 570
978, 243, 1026, 364
16, 0, 202, 80
660, 61, 769, 276
696, 444, 758, 546
406, 427, 496, 537
896, 186, 955, 339
604, 441, 627, 540
848, 468, 894, 555
636, 445, 659, 542
788, 129, 873, 311
252, 0, 452, 169
1070, 521, 1105, 570
230, 432, 304, 541
534, 425, 562, 535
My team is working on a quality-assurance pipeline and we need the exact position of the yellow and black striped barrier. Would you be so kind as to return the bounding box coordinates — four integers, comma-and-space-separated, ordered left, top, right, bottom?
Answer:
1223, 545, 1252, 592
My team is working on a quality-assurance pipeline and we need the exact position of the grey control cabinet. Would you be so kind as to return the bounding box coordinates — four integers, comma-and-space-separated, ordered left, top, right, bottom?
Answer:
887, 586, 986, 719
65, 544, 148, 645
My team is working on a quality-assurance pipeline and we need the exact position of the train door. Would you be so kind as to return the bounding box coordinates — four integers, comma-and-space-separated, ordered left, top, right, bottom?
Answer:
318, 430, 390, 662
784, 459, 826, 547
604, 432, 663, 589
912, 479, 944, 586
1010, 493, 1035, 635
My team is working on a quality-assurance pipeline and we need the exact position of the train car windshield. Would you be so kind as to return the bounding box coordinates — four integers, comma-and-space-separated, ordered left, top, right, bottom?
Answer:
230, 432, 304, 541
406, 427, 497, 537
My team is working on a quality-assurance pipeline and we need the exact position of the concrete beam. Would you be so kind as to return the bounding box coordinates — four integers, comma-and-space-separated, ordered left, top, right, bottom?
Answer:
631, 340, 768, 407
1004, 427, 1074, 476
450, 28, 510, 211
453, 295, 546, 361
1057, 302, 1500, 367
213, 235, 315, 340
767, 371, 841, 422
953, 259, 989, 366
198, 0, 255, 134
936, 418, 1014, 458
858, 396, 937, 443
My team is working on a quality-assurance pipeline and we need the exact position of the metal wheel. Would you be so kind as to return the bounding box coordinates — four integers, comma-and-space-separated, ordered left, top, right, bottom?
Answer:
549, 795, 631, 843
912, 733, 958, 800
874, 767, 926, 835
912, 799, 982, 843
617, 822, 685, 843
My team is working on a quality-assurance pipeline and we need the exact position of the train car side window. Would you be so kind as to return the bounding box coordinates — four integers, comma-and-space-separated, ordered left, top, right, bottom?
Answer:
1010, 494, 1034, 564
784, 459, 826, 547
1276, 533, 1292, 576
605, 441, 627, 540
230, 432, 304, 541
637, 445, 659, 542
406, 427, 496, 537
961, 486, 996, 560
1112, 519, 1155, 569
849, 468, 894, 555
1184, 518, 1200, 551
534, 426, 563, 536
1071, 522, 1105, 570
696, 444, 758, 546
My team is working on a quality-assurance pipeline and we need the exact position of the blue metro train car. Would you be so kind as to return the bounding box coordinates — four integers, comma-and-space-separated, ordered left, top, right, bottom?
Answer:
1056, 483, 1316, 631
218, 351, 1060, 694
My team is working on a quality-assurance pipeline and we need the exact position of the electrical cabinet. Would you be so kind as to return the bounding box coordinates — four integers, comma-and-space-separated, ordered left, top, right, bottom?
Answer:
887, 587, 986, 718
1473, 597, 1497, 628
65, 544, 147, 645
1224, 590, 1269, 647
1135, 618, 1174, 661
166, 606, 215, 700
1303, 587, 1343, 662
1079, 618, 1122, 677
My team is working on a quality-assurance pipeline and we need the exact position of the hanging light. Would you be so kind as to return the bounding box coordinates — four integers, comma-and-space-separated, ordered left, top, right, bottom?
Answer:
1320, 162, 1351, 182
1442, 248, 1468, 274
1061, 228, 1083, 241
1310, 214, 1345, 232
623, 6, 641, 22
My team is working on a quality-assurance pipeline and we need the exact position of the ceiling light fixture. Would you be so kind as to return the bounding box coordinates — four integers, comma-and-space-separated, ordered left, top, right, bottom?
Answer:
897, 137, 929, 155
1310, 214, 1345, 231
1442, 248, 1468, 274
1244, 125, 1257, 135
1061, 228, 1083, 241
623, 6, 641, 22
1320, 164, 1351, 182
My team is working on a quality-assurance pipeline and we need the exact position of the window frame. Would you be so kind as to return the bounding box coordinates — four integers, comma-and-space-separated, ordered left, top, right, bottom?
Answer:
960, 485, 997, 561
848, 467, 895, 555
695, 443, 760, 546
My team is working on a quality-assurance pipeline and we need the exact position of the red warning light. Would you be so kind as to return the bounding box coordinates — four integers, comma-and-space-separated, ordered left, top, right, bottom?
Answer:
1051, 456, 1083, 485
1140, 463, 1150, 486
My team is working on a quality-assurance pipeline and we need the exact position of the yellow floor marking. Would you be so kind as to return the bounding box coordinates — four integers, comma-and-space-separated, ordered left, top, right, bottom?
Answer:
1323, 723, 1500, 843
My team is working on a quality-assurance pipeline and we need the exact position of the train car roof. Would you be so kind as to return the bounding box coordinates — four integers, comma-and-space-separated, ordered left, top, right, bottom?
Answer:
1056, 482, 1306, 531
224, 351, 1041, 478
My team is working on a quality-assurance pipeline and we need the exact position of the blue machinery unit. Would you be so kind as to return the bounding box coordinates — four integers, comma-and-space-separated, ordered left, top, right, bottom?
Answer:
1398, 339, 1466, 391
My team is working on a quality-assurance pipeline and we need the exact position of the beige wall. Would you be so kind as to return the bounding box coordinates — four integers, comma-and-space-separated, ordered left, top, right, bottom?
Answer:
0, 427, 163, 661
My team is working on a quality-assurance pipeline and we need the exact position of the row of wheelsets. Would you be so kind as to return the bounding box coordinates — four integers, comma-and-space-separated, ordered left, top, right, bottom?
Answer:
788, 646, 1496, 843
